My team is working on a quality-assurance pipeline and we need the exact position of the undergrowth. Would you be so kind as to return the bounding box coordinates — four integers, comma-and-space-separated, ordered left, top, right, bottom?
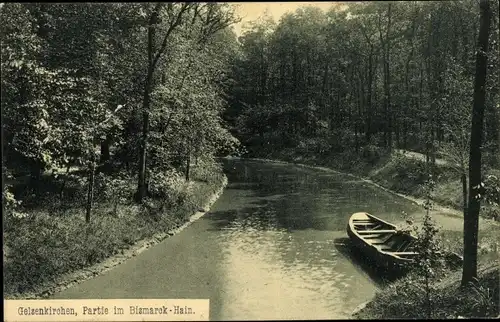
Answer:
356, 266, 499, 319
3, 163, 226, 297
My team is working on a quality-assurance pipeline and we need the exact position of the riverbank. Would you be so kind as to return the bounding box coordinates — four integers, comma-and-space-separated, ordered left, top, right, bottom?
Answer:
352, 264, 499, 319
3, 172, 228, 299
250, 148, 499, 221
239, 151, 499, 319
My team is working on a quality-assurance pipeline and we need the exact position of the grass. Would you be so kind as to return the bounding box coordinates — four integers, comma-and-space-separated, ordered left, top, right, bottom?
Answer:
371, 155, 500, 221
3, 162, 226, 298
354, 265, 499, 319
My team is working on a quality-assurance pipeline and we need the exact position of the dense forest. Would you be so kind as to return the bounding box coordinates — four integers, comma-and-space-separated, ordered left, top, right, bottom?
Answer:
229, 1, 499, 166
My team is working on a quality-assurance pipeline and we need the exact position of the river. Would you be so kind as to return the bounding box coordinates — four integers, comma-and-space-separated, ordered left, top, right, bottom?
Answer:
53, 158, 463, 320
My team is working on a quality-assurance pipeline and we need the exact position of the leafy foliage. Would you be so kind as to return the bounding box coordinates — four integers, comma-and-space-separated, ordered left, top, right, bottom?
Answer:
2, 2, 238, 295
405, 176, 445, 318
228, 1, 500, 166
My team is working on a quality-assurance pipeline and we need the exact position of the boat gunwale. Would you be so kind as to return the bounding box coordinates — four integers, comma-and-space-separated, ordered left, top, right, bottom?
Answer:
348, 212, 416, 263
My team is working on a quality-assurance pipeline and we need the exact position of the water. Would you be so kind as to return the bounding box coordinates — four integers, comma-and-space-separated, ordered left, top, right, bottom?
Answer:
53, 158, 446, 320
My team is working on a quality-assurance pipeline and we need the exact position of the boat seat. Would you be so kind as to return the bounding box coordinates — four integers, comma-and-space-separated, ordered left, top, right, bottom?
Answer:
371, 234, 394, 244
390, 252, 419, 256
395, 240, 410, 251
354, 225, 378, 229
361, 234, 384, 239
358, 229, 396, 234
364, 233, 389, 239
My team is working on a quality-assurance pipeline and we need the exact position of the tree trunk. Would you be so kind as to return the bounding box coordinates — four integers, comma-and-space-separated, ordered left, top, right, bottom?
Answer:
85, 156, 96, 223
185, 142, 191, 182
136, 83, 151, 202
356, 67, 364, 154
59, 163, 71, 200
462, 0, 491, 287
100, 136, 110, 163
431, 130, 436, 165
260, 45, 267, 105
136, 6, 159, 203
404, 18, 415, 151
419, 62, 424, 147
462, 172, 468, 217
426, 276, 432, 318
403, 120, 408, 150
381, 4, 393, 150
365, 46, 374, 144
29, 160, 43, 195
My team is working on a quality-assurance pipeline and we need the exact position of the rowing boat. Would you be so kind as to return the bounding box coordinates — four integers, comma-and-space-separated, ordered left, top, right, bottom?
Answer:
346, 212, 418, 271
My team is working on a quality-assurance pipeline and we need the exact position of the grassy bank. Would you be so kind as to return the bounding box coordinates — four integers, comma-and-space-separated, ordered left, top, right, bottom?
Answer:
3, 162, 227, 298
353, 264, 499, 319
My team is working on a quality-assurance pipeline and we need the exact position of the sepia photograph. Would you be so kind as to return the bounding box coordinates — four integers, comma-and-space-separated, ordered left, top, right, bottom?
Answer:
2, 1, 500, 320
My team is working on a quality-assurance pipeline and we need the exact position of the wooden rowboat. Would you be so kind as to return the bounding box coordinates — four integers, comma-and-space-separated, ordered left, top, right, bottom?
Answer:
346, 212, 418, 271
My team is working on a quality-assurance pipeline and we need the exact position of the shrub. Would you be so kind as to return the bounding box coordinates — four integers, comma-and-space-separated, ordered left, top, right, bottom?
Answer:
4, 162, 227, 298
375, 155, 444, 195
398, 177, 445, 318
296, 137, 332, 157
360, 144, 385, 165
93, 172, 133, 215
148, 168, 185, 206
483, 174, 500, 206
455, 270, 499, 318
190, 157, 224, 183
479, 174, 500, 221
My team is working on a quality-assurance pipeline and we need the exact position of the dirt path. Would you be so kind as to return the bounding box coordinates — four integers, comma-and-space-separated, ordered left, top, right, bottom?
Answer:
395, 149, 453, 167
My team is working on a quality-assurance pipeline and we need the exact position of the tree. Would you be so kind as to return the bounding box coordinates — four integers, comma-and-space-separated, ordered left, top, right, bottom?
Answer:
135, 3, 195, 202
461, 0, 492, 286
135, 3, 238, 201
439, 59, 473, 220
414, 177, 442, 319
377, 2, 393, 150
2, 2, 240, 223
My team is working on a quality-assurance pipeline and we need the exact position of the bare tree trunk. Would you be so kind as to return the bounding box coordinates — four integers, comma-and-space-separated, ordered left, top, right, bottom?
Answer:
59, 163, 71, 200
462, 0, 491, 287
462, 172, 468, 217
185, 141, 191, 182
136, 4, 162, 202
86, 155, 96, 223
100, 136, 110, 163
379, 3, 393, 150
431, 131, 436, 165
426, 275, 432, 318
136, 79, 151, 202
365, 47, 373, 144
